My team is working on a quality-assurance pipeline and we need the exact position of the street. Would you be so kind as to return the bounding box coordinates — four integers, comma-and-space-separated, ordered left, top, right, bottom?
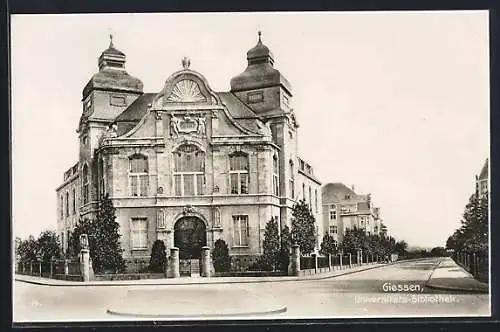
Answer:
13, 258, 490, 322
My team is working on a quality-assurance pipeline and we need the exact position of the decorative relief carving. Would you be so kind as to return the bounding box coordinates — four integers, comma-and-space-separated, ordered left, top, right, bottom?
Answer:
169, 113, 207, 137
167, 80, 206, 103
213, 207, 221, 228
157, 209, 166, 229
182, 205, 195, 215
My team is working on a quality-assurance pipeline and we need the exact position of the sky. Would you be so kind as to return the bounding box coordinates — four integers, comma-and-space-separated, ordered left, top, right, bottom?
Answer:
11, 11, 489, 248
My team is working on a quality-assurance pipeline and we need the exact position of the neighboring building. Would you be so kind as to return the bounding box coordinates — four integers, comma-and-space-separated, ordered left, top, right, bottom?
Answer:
321, 183, 381, 246
476, 158, 488, 197
56, 33, 322, 270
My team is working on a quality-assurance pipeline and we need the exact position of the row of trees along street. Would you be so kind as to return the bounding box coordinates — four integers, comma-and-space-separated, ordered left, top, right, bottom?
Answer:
16, 196, 411, 275
210, 199, 410, 273
445, 190, 488, 282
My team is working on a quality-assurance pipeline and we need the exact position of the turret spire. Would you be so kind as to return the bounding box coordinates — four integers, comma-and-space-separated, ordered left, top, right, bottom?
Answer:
109, 34, 114, 48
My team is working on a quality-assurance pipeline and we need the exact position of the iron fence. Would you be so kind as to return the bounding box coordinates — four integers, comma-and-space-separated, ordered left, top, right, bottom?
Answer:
300, 256, 315, 270
317, 256, 329, 268
454, 251, 489, 283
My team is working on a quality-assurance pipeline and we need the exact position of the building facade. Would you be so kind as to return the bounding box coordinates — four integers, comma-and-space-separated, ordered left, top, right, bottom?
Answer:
476, 158, 488, 197
321, 183, 381, 246
56, 34, 323, 270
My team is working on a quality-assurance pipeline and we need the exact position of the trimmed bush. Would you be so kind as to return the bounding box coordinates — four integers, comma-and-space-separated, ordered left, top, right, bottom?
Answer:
149, 240, 167, 273
212, 239, 231, 272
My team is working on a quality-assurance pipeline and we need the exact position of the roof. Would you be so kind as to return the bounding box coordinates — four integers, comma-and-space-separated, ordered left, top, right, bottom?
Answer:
217, 92, 258, 119
230, 63, 292, 94
82, 69, 143, 100
102, 46, 125, 57
115, 93, 156, 122
322, 183, 357, 202
478, 158, 488, 180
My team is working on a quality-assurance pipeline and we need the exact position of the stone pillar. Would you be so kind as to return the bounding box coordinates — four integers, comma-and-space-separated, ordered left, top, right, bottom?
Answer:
200, 246, 212, 277
328, 254, 332, 271
349, 253, 352, 268
64, 260, 69, 275
38, 262, 42, 276
312, 253, 318, 273
339, 253, 343, 269
167, 247, 180, 278
288, 244, 300, 276
80, 249, 91, 282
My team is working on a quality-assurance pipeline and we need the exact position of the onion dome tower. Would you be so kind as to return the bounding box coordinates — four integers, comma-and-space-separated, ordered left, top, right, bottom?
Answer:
230, 32, 292, 117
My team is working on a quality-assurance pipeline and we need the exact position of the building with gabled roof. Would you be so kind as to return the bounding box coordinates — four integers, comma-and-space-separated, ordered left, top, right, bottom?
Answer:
56, 33, 323, 272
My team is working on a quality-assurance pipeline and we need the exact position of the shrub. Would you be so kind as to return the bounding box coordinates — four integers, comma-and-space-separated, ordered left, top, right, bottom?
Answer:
212, 239, 231, 272
149, 240, 167, 273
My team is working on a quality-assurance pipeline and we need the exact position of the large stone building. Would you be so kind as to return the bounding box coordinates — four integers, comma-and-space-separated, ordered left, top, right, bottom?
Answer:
476, 158, 488, 197
56, 33, 323, 270
321, 183, 381, 246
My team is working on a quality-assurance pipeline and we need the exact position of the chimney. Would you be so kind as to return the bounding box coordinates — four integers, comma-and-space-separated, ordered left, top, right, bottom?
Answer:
351, 184, 355, 192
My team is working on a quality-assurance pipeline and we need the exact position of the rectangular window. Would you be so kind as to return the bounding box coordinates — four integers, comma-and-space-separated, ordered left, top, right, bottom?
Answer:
183, 174, 194, 196
72, 189, 76, 214
110, 95, 127, 106
329, 205, 337, 220
232, 215, 249, 246
131, 218, 148, 250
329, 226, 338, 234
247, 91, 264, 104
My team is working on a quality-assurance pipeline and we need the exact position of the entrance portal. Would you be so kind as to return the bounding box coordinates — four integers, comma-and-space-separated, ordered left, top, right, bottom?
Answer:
174, 216, 207, 259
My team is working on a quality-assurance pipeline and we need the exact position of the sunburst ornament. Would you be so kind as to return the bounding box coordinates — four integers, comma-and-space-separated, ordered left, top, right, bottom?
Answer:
167, 79, 206, 103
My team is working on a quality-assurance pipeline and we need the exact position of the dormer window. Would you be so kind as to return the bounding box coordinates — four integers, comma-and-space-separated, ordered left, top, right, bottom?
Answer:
110, 95, 126, 106
283, 95, 290, 107
247, 91, 264, 104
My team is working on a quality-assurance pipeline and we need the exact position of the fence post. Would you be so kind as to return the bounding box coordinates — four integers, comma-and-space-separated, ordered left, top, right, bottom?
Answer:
328, 254, 332, 271
64, 260, 69, 276
312, 253, 318, 273
339, 253, 343, 270
30, 262, 33, 275
50, 261, 53, 278
288, 244, 300, 276
349, 253, 352, 268
80, 249, 91, 282
200, 246, 212, 277
39, 262, 42, 277
167, 247, 180, 278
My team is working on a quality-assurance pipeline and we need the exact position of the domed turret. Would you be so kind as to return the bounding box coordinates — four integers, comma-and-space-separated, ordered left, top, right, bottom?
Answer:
230, 31, 291, 95
82, 35, 143, 101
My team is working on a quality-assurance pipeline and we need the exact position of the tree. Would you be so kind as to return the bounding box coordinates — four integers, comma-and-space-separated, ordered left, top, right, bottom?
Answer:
279, 225, 292, 272
67, 218, 93, 258
37, 230, 62, 269
319, 233, 337, 256
291, 199, 317, 255
91, 194, 125, 273
340, 228, 365, 255
17, 235, 38, 263
394, 240, 408, 256
430, 247, 447, 257
461, 193, 488, 255
212, 239, 231, 272
259, 218, 281, 271
148, 240, 167, 273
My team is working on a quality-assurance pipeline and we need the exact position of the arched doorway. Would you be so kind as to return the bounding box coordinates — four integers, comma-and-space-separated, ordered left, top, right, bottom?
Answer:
174, 216, 207, 259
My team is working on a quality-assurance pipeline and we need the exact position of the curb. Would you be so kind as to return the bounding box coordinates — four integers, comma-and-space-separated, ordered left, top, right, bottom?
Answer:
15, 263, 387, 287
15, 259, 421, 287
424, 258, 489, 294
425, 283, 489, 294
105, 306, 287, 318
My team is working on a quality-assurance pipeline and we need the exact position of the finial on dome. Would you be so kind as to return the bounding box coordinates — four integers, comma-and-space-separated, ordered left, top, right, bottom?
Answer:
182, 56, 191, 69
109, 34, 114, 48
258, 31, 262, 43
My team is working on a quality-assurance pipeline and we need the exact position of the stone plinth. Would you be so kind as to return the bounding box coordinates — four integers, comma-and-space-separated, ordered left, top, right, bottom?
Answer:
288, 244, 300, 276
167, 247, 180, 278
200, 246, 212, 277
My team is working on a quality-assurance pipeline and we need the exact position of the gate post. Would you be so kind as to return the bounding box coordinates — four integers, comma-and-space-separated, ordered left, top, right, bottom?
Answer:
200, 246, 212, 277
167, 247, 180, 278
339, 253, 343, 270
288, 244, 300, 276
80, 249, 91, 282
349, 253, 352, 268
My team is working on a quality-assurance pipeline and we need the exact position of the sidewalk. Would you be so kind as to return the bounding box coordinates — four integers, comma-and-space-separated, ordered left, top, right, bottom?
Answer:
426, 257, 489, 294
15, 262, 386, 287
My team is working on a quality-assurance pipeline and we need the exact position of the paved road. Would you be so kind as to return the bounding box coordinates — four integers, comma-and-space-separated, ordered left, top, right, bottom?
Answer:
13, 258, 489, 322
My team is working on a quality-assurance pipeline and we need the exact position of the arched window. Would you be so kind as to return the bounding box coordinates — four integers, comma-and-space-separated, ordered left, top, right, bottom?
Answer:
129, 154, 149, 197
60, 195, 64, 219
72, 188, 76, 214
99, 158, 105, 197
82, 164, 89, 204
272, 155, 279, 196
173, 144, 205, 196
289, 160, 295, 199
229, 152, 249, 194
309, 186, 312, 209
65, 192, 69, 217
